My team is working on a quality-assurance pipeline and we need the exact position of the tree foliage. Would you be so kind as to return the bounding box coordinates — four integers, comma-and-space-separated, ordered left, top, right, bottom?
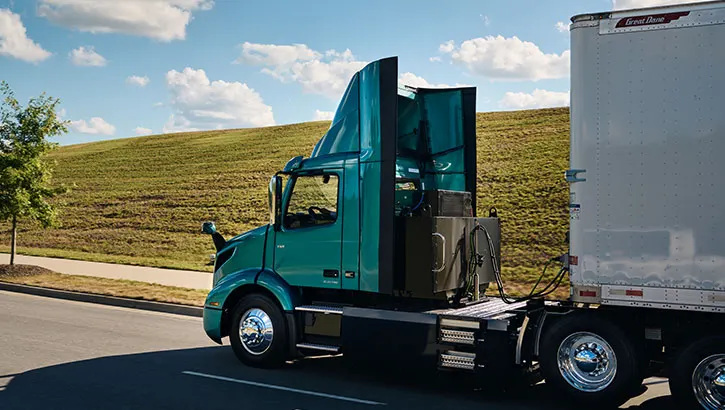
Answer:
0, 81, 69, 231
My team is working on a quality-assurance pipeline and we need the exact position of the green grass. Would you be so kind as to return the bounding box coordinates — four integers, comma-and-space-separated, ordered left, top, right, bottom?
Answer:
0, 108, 570, 290
1, 272, 208, 306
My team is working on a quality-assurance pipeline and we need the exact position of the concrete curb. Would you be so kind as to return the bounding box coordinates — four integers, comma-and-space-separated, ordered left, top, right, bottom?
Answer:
0, 281, 203, 317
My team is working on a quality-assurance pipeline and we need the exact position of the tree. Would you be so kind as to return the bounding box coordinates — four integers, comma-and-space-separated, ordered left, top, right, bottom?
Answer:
0, 81, 69, 265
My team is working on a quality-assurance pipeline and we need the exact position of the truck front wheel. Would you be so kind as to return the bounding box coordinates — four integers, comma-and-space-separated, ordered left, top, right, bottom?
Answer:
540, 312, 642, 408
670, 336, 725, 410
229, 293, 288, 368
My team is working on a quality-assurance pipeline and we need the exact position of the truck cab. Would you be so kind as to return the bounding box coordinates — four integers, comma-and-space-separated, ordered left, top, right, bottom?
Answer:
201, 56, 499, 364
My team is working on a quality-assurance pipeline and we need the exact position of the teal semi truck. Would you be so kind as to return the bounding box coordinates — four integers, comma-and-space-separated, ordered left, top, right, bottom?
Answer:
200, 3, 725, 409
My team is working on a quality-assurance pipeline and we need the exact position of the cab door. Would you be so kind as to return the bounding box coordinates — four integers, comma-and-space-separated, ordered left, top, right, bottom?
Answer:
273, 171, 343, 289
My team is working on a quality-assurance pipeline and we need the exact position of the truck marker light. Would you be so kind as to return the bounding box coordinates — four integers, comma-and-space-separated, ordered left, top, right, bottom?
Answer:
569, 256, 579, 266
626, 289, 644, 297
580, 290, 597, 297
208, 301, 220, 307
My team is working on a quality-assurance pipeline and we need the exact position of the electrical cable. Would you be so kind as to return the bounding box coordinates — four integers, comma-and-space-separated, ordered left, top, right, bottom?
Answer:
455, 221, 569, 305
528, 259, 552, 297
411, 191, 425, 212
476, 223, 569, 304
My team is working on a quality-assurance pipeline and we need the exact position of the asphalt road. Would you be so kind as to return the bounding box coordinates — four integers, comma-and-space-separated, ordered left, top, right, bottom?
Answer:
0, 290, 675, 410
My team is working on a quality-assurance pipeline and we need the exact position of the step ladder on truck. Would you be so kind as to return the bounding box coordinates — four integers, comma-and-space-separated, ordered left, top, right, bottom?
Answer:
199, 2, 725, 408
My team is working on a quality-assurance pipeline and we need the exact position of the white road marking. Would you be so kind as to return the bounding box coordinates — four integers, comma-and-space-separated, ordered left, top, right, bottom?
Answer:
182, 370, 386, 406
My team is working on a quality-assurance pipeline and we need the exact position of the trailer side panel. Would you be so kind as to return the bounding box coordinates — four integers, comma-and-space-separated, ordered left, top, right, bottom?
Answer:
569, 3, 725, 311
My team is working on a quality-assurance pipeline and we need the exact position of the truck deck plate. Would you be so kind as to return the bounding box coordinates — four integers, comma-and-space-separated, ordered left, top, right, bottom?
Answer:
437, 298, 528, 319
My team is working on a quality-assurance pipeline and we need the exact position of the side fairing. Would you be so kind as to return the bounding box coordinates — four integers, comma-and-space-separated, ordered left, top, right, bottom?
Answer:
417, 88, 477, 204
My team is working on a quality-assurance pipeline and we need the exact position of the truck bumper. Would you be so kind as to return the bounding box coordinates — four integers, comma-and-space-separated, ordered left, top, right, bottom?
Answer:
203, 306, 224, 345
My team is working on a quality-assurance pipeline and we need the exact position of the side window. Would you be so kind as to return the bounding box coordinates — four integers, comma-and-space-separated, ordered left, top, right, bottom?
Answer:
284, 174, 339, 229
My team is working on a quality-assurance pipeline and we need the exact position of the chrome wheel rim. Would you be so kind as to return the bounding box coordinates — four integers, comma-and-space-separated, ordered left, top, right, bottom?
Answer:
692, 354, 725, 410
239, 308, 273, 355
557, 331, 617, 392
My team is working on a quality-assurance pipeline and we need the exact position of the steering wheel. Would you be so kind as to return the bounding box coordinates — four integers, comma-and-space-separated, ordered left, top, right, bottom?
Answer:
308, 206, 331, 219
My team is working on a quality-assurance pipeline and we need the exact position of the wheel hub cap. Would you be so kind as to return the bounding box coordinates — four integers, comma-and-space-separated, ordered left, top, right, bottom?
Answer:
693, 354, 725, 409
239, 308, 273, 355
557, 332, 617, 392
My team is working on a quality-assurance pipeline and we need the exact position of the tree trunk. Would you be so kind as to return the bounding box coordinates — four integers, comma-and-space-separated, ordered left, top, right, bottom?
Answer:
10, 215, 17, 265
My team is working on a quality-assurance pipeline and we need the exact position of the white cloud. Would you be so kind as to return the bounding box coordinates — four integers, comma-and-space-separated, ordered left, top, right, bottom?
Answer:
439, 40, 455, 54
162, 114, 199, 133
70, 117, 116, 135
237, 43, 320, 66
126, 75, 149, 87
153, 102, 164, 107
134, 126, 152, 135
163, 67, 275, 133
555, 21, 569, 32
236, 42, 367, 99
441, 35, 569, 81
429, 56, 441, 62
313, 110, 334, 121
499, 89, 570, 109
37, 0, 214, 42
55, 107, 66, 123
481, 14, 490, 26
0, 9, 52, 63
612, 0, 708, 9
398, 72, 461, 89
69, 46, 106, 66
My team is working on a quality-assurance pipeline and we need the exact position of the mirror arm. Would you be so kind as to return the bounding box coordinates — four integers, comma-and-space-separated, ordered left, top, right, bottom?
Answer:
211, 232, 226, 251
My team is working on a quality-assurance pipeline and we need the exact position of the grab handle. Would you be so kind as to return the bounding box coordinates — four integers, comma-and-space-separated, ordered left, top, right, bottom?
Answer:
432, 233, 446, 273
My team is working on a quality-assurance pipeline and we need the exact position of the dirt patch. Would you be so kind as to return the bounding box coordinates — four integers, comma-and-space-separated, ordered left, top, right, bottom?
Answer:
0, 264, 57, 278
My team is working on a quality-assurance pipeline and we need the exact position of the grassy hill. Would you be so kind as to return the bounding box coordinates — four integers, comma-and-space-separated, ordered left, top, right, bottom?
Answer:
1, 107, 570, 293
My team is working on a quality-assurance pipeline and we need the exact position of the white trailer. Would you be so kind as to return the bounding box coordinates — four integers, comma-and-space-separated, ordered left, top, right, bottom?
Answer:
538, 2, 725, 407
569, 0, 725, 313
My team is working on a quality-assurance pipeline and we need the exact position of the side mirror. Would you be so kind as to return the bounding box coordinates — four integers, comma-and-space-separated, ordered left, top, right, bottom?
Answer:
202, 221, 217, 235
268, 175, 283, 229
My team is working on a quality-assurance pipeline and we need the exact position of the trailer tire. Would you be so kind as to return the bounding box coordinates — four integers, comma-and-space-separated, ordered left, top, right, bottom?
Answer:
540, 312, 641, 408
229, 293, 288, 368
670, 336, 725, 410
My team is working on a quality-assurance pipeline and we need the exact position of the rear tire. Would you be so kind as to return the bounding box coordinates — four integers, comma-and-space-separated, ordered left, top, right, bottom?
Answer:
540, 312, 642, 408
670, 336, 725, 410
229, 293, 288, 368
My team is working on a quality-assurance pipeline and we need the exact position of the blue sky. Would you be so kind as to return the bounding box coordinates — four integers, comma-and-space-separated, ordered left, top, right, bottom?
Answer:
0, 0, 700, 145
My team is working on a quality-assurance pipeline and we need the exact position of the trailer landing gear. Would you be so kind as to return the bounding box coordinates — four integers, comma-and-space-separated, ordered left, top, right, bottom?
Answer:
540, 312, 643, 408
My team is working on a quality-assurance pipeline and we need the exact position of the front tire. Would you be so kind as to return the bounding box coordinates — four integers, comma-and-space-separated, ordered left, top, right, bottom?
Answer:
670, 336, 725, 410
540, 312, 642, 408
229, 293, 288, 368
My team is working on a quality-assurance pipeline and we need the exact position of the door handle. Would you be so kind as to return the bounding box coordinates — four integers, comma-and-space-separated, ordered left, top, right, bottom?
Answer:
323, 269, 339, 278
432, 233, 446, 273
